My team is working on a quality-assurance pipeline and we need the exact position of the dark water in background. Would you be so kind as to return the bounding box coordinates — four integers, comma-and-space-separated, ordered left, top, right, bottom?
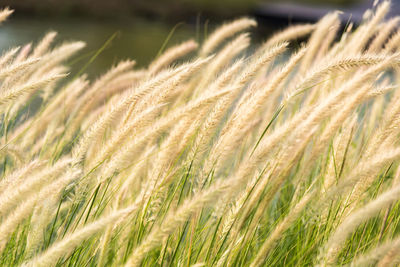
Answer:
0, 17, 197, 78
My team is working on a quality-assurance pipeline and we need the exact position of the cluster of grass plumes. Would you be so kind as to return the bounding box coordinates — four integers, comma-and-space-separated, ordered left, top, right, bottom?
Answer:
2, 1, 400, 266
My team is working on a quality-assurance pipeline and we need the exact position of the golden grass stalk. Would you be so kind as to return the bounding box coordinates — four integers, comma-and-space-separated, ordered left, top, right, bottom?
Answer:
299, 12, 340, 74
347, 1, 390, 54
101, 88, 232, 179
15, 43, 32, 63
368, 17, 400, 53
196, 33, 249, 92
89, 104, 165, 169
200, 17, 256, 56
0, 159, 46, 194
0, 46, 20, 68
377, 240, 400, 267
0, 73, 67, 107
262, 24, 316, 48
148, 39, 198, 74
31, 41, 85, 78
0, 58, 40, 80
0, 7, 13, 24
32, 31, 57, 58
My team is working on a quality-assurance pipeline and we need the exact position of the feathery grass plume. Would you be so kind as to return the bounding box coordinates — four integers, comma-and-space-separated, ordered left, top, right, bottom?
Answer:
76, 60, 135, 106
315, 19, 340, 60
67, 60, 135, 131
367, 81, 400, 152
0, 58, 40, 80
205, 42, 288, 169
31, 31, 57, 58
349, 97, 400, 203
26, 204, 52, 258
347, 1, 390, 54
36, 66, 69, 101
377, 239, 400, 267
66, 66, 174, 150
376, 107, 400, 149
215, 235, 244, 267
3, 68, 67, 120
120, 56, 212, 126
97, 70, 146, 102
0, 144, 25, 164
384, 28, 400, 52
263, 24, 316, 48
72, 92, 135, 162
233, 58, 388, 188
148, 39, 198, 74
200, 17, 256, 56
368, 17, 400, 53
301, 57, 392, 143
299, 12, 340, 74
76, 57, 211, 164
0, 157, 72, 217
133, 56, 212, 113
30, 41, 85, 78
321, 182, 400, 266
290, 54, 389, 96
0, 46, 20, 68
15, 43, 32, 63
0, 169, 80, 251
368, 83, 397, 97
89, 104, 165, 169
303, 80, 380, 174
220, 45, 303, 140
116, 145, 157, 203
0, 73, 67, 107
101, 88, 232, 179
0, 159, 46, 194
196, 33, 249, 92
142, 117, 196, 201
97, 223, 113, 267
364, 92, 386, 134
19, 75, 89, 147
0, 7, 13, 24
242, 46, 305, 115
190, 59, 244, 167
183, 33, 248, 100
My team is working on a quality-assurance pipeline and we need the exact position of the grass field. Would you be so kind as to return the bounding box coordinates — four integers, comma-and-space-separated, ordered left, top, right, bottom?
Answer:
1, 1, 400, 266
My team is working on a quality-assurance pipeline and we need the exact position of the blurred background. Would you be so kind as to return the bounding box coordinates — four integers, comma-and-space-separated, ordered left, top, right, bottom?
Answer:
0, 0, 392, 77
